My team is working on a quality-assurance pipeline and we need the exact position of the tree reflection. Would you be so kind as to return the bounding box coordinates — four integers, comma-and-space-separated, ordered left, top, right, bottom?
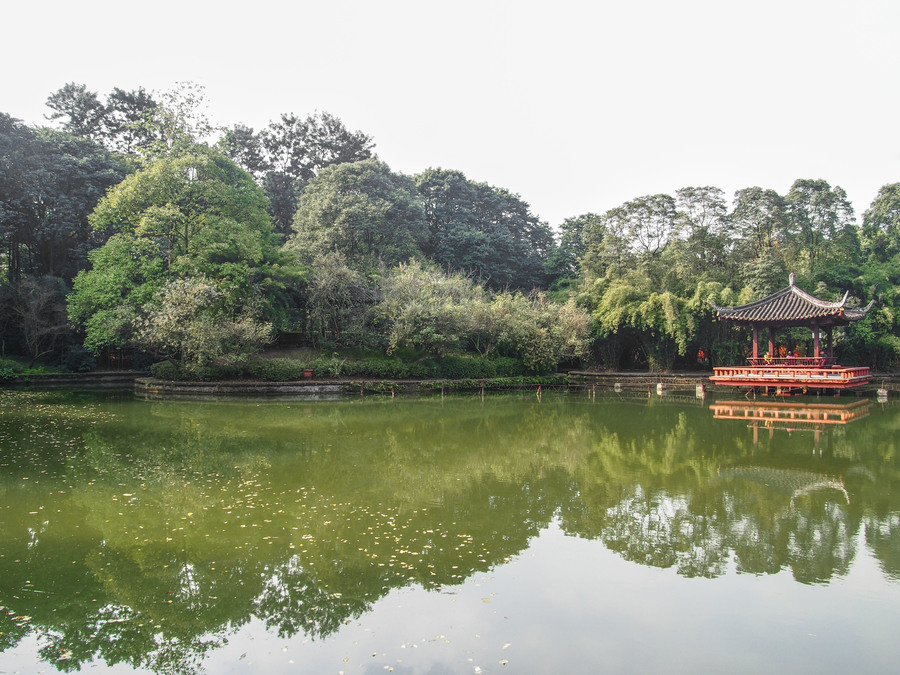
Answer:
1, 391, 899, 672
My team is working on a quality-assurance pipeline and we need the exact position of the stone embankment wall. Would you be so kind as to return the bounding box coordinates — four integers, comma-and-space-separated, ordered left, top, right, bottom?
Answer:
4, 371, 140, 389
134, 378, 342, 400
4, 370, 897, 399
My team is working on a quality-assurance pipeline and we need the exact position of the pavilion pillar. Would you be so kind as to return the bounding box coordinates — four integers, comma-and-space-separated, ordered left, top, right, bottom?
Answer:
752, 325, 759, 359
768, 327, 775, 357
826, 326, 834, 358
813, 325, 821, 358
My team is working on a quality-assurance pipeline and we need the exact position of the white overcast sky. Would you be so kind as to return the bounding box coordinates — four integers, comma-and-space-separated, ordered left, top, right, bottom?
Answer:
2, 0, 898, 228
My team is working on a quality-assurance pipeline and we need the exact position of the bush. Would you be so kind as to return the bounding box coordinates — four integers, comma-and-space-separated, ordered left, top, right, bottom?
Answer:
245, 358, 309, 381
0, 358, 24, 382
184, 363, 243, 381
150, 360, 181, 380
147, 351, 531, 382
61, 345, 97, 373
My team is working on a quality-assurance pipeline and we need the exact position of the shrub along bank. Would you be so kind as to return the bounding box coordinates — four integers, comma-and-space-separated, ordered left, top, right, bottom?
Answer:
148, 353, 532, 382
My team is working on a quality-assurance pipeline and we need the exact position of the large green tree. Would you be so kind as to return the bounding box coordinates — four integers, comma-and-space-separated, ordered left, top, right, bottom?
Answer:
220, 111, 375, 236
415, 168, 555, 290
668, 186, 732, 285
0, 113, 129, 282
287, 159, 426, 273
46, 82, 160, 157
69, 150, 296, 356
544, 212, 600, 286
861, 183, 900, 263
784, 178, 859, 276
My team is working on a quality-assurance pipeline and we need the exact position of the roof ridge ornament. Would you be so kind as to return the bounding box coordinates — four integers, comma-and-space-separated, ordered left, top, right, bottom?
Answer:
789, 272, 795, 286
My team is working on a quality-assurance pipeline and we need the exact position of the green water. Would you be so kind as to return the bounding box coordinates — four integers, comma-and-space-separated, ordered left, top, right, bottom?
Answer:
1, 389, 899, 674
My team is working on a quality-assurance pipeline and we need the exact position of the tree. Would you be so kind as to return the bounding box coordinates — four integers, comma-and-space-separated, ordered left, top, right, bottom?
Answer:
544, 212, 599, 285
489, 291, 590, 371
46, 83, 160, 156
288, 159, 426, 272
45, 82, 106, 141
221, 112, 375, 236
305, 251, 374, 345
68, 234, 168, 352
580, 208, 631, 280
219, 124, 266, 176
374, 260, 484, 356
0, 114, 129, 282
132, 82, 215, 162
590, 270, 694, 372
4, 275, 70, 366
620, 194, 677, 258
784, 179, 858, 275
668, 187, 732, 284
414, 168, 554, 289
46, 81, 216, 163
102, 87, 160, 156
861, 183, 900, 262
729, 187, 788, 261
135, 277, 273, 366
69, 150, 295, 356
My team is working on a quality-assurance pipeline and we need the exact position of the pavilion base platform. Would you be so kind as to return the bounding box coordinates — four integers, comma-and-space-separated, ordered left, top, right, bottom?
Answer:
710, 365, 871, 393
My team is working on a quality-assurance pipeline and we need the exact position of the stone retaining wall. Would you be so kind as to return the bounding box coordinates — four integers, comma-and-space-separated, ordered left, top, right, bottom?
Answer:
134, 378, 343, 400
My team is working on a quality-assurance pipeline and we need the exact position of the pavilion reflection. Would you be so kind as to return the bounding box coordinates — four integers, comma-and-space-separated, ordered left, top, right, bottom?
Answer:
710, 398, 870, 449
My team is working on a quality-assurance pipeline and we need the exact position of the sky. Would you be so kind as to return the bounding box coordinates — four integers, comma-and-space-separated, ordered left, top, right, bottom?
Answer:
3, 0, 899, 228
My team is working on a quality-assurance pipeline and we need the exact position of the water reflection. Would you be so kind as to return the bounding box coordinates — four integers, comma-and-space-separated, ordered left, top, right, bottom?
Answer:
1, 390, 899, 673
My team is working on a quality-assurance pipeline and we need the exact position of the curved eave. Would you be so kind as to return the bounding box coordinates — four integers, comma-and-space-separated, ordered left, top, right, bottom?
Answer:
710, 288, 874, 327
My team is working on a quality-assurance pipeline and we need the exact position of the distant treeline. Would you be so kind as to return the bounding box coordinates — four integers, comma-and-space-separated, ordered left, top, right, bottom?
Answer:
1, 82, 898, 375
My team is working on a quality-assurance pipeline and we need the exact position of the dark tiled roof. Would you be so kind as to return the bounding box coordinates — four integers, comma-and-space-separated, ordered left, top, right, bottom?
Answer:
711, 282, 874, 326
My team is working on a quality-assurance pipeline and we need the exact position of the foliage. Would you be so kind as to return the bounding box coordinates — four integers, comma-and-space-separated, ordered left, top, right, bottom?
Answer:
729, 187, 788, 261
288, 159, 426, 272
69, 150, 295, 359
2, 275, 71, 366
46, 82, 160, 156
784, 179, 858, 276
861, 183, 900, 262
489, 291, 591, 372
134, 277, 273, 366
374, 260, 484, 356
68, 234, 167, 351
305, 251, 373, 345
544, 212, 599, 286
0, 356, 24, 381
371, 262, 590, 372
60, 344, 98, 372
415, 168, 555, 289
149, 359, 181, 380
220, 111, 375, 236
0, 114, 130, 282
8, 83, 900, 371
244, 357, 310, 381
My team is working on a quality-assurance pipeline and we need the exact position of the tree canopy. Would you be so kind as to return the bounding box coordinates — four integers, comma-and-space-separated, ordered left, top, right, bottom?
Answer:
415, 168, 554, 290
287, 159, 426, 273
69, 150, 295, 358
0, 114, 129, 282
2, 83, 898, 373
220, 111, 375, 235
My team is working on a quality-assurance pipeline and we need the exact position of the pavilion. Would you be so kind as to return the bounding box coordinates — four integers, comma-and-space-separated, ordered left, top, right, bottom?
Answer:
709, 274, 874, 392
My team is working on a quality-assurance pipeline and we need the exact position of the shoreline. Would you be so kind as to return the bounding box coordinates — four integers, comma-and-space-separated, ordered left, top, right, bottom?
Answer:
4, 370, 896, 399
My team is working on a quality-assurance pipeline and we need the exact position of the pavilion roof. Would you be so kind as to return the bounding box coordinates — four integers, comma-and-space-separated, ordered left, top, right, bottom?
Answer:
711, 275, 874, 327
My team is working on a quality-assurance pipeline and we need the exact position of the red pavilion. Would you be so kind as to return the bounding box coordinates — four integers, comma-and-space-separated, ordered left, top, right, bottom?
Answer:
709, 274, 874, 392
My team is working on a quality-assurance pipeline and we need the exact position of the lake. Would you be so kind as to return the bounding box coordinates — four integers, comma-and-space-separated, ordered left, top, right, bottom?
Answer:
1, 388, 899, 674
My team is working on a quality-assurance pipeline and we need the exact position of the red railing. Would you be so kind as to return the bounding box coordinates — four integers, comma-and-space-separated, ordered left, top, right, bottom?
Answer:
710, 364, 871, 390
746, 356, 836, 368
